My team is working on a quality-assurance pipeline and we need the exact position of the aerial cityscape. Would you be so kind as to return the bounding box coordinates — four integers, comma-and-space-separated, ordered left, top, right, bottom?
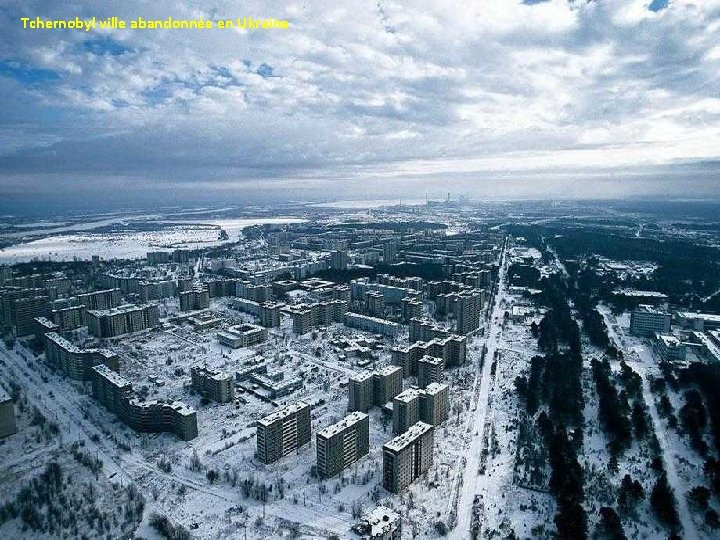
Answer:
2, 0, 720, 539
0, 199, 719, 539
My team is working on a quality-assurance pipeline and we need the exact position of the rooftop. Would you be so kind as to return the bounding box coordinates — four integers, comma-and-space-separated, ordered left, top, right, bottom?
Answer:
258, 401, 310, 427
383, 421, 433, 452
317, 411, 368, 439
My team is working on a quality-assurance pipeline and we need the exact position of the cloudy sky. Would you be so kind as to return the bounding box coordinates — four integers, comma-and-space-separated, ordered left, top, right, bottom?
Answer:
1, 0, 719, 212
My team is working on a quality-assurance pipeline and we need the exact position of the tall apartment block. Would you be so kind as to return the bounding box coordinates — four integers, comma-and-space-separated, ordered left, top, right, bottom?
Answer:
417, 356, 443, 389
330, 249, 349, 270
419, 383, 450, 426
0, 387, 17, 439
179, 287, 210, 311
391, 334, 466, 377
383, 241, 398, 264
316, 411, 369, 478
86, 303, 160, 338
365, 291, 384, 317
190, 365, 235, 403
393, 388, 422, 434
232, 298, 282, 328
76, 288, 122, 310
256, 401, 312, 464
401, 297, 423, 323
454, 290, 485, 335
382, 421, 434, 493
236, 281, 272, 303
12, 294, 51, 336
344, 312, 401, 338
91, 365, 198, 440
630, 305, 672, 337
45, 332, 119, 380
288, 300, 348, 334
373, 366, 403, 406
52, 304, 86, 331
349, 371, 375, 413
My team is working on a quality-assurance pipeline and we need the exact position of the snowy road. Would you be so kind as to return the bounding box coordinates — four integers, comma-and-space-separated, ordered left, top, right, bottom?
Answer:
452, 239, 508, 539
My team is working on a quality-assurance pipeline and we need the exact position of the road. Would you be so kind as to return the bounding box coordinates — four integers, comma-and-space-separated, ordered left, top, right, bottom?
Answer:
452, 239, 508, 539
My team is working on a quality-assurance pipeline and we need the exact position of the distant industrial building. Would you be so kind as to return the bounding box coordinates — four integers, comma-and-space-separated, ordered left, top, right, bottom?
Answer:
216, 323, 268, 348
86, 303, 160, 338
383, 422, 434, 493
316, 411, 369, 478
91, 365, 198, 440
256, 401, 312, 464
630, 305, 671, 338
190, 365, 235, 403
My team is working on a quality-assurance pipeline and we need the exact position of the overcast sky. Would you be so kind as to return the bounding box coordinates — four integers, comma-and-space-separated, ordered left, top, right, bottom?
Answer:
1, 0, 719, 211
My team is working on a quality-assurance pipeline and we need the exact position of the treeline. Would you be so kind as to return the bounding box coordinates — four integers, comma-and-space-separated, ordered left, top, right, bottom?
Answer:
591, 359, 632, 459
515, 270, 588, 538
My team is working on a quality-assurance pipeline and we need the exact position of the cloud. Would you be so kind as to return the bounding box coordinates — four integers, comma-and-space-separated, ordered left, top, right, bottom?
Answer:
1, 0, 720, 205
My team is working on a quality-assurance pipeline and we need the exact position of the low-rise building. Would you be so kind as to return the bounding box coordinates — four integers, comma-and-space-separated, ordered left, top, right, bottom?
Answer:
216, 323, 268, 348
351, 506, 402, 539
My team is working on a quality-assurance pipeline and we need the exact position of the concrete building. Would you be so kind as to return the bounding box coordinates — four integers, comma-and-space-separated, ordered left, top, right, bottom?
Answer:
190, 365, 235, 403
349, 371, 375, 413
45, 332, 119, 380
655, 334, 687, 362
179, 287, 210, 312
675, 311, 720, 332
419, 383, 450, 426
352, 506, 402, 539
383, 241, 398, 264
382, 422, 434, 493
316, 411, 369, 478
256, 401, 312, 464
630, 305, 672, 338
86, 303, 160, 338
11, 294, 51, 336
232, 298, 282, 328
91, 365, 197, 440
365, 291, 384, 317
52, 304, 86, 331
373, 366, 403, 406
330, 249, 349, 271
216, 323, 268, 348
392, 388, 422, 434
288, 300, 348, 334
344, 312, 401, 338
76, 288, 122, 310
391, 334, 466, 377
0, 387, 17, 439
34, 316, 59, 343
400, 297, 422, 323
236, 281, 272, 303
417, 356, 443, 389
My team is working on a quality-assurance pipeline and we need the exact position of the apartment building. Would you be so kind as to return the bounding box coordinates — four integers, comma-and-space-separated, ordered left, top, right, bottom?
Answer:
256, 401, 312, 464
76, 288, 122, 310
392, 388, 422, 434
316, 411, 369, 478
45, 332, 119, 380
417, 356, 443, 389
373, 366, 403, 406
344, 312, 401, 338
190, 365, 235, 403
419, 383, 450, 427
391, 334, 466, 377
91, 365, 198, 440
349, 371, 375, 413
86, 303, 160, 338
52, 304, 86, 331
179, 287, 210, 312
0, 387, 17, 439
288, 300, 348, 334
382, 422, 434, 493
